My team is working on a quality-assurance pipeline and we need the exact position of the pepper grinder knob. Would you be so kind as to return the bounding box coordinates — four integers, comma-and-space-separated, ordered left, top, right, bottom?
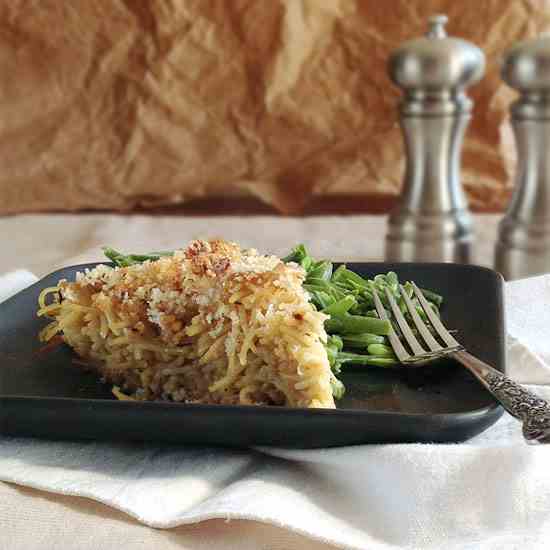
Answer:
495, 35, 550, 279
427, 14, 448, 39
385, 15, 485, 263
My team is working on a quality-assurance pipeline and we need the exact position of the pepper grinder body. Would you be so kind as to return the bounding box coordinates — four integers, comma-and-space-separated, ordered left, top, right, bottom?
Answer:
385, 16, 484, 263
496, 37, 550, 279
387, 103, 473, 263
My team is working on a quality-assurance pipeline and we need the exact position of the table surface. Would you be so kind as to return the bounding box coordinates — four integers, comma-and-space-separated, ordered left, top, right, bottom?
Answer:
0, 213, 501, 550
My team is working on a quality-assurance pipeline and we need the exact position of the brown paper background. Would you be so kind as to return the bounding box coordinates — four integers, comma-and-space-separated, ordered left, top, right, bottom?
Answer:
1, 0, 549, 215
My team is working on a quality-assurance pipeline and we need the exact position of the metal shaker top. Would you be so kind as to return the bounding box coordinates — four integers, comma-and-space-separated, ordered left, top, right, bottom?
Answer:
502, 34, 550, 119
388, 15, 485, 115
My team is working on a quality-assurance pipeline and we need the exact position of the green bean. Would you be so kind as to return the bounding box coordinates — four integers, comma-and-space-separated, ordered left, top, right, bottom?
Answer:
402, 281, 414, 297
307, 260, 333, 282
307, 290, 335, 310
325, 345, 338, 368
363, 309, 379, 318
336, 352, 399, 367
282, 244, 309, 265
325, 314, 392, 336
397, 296, 408, 315
360, 291, 375, 308
348, 302, 365, 315
303, 279, 328, 290
341, 333, 385, 347
327, 335, 344, 351
386, 271, 399, 288
331, 265, 369, 289
102, 247, 173, 267
324, 335, 344, 371
300, 256, 312, 270
322, 295, 357, 317
367, 343, 396, 358
281, 244, 315, 271
304, 278, 347, 300
330, 376, 346, 399
146, 251, 176, 257
420, 288, 444, 307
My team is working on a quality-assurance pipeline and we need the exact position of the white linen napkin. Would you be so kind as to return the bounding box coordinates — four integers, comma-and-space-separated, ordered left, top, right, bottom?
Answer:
2, 271, 550, 550
0, 270, 38, 302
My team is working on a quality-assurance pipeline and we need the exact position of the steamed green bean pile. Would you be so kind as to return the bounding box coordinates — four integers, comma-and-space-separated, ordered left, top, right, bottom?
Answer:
282, 245, 444, 398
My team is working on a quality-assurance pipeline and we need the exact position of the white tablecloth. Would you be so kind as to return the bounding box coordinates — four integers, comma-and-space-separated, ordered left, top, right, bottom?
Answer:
0, 213, 502, 550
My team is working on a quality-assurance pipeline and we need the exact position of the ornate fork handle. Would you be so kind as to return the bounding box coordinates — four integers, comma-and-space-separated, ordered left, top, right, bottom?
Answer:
453, 350, 550, 443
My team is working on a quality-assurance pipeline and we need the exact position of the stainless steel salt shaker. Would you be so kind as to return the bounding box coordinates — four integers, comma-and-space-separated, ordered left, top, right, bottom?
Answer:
495, 35, 550, 279
385, 15, 485, 263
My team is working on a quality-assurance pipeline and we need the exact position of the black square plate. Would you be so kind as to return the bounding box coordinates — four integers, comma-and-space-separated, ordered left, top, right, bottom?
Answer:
0, 262, 505, 448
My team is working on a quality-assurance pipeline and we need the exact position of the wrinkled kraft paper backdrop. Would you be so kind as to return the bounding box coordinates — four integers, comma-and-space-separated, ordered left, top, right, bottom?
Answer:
1, 0, 548, 215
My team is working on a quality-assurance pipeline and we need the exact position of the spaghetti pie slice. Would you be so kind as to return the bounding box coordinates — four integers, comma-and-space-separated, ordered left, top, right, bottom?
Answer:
38, 240, 335, 408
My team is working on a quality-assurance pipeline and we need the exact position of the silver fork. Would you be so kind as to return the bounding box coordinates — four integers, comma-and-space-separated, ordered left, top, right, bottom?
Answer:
372, 282, 550, 444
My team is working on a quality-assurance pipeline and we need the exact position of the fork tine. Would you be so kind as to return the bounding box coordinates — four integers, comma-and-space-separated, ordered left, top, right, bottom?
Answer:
398, 284, 443, 352
411, 282, 461, 348
372, 289, 410, 362
384, 288, 426, 356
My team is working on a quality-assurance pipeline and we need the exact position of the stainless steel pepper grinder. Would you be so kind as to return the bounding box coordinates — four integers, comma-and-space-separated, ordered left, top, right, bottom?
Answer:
495, 35, 550, 279
385, 15, 485, 263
